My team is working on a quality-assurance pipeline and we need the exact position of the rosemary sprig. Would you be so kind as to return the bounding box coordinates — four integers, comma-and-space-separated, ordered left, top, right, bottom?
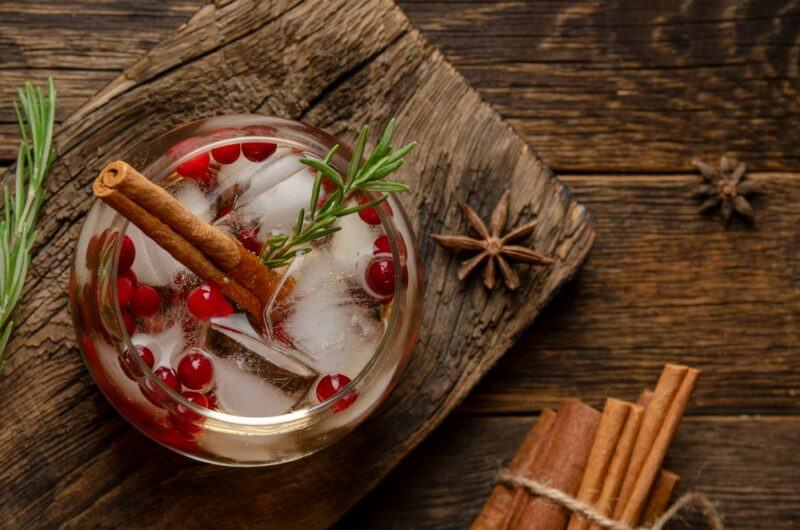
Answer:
0, 78, 57, 372
260, 119, 415, 268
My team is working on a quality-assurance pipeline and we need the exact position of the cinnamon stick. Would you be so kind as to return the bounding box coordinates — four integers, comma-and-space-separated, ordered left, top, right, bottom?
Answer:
566, 399, 632, 530
613, 364, 689, 519
641, 469, 680, 525
618, 367, 698, 525
93, 161, 284, 316
585, 402, 643, 530
636, 389, 653, 409
472, 409, 556, 529
507, 400, 601, 530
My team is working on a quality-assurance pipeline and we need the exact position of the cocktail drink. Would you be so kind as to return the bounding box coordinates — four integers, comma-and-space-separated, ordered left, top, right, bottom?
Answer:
70, 116, 422, 465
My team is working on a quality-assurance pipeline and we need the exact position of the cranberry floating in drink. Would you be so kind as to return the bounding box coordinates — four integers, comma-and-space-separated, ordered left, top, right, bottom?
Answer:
70, 116, 422, 465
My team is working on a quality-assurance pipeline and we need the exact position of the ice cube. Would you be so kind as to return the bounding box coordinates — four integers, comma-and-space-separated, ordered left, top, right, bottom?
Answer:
330, 213, 377, 273
284, 256, 382, 376
173, 181, 213, 223
237, 167, 316, 233
206, 314, 317, 402
238, 148, 306, 203
131, 322, 185, 368
126, 223, 187, 286
213, 356, 297, 417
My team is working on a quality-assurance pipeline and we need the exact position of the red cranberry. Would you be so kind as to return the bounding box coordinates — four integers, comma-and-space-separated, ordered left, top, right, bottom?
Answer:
170, 139, 211, 181
122, 310, 137, 335
237, 225, 262, 254
174, 390, 209, 423
117, 275, 133, 307
366, 257, 395, 297
322, 177, 337, 192
141, 367, 181, 407
216, 205, 233, 220
373, 235, 391, 255
187, 284, 233, 319
156, 367, 181, 391
177, 351, 215, 390
316, 374, 357, 412
119, 346, 155, 380
86, 235, 99, 269
130, 284, 161, 317
210, 131, 241, 165
242, 141, 277, 162
205, 391, 218, 409
122, 268, 138, 286
357, 195, 385, 225
118, 235, 135, 273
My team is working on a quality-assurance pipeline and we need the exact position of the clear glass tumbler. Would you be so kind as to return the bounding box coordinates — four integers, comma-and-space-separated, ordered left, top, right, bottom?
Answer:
70, 115, 422, 466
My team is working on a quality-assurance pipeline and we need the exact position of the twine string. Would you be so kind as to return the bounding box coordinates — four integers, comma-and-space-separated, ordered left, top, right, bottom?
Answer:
497, 470, 724, 530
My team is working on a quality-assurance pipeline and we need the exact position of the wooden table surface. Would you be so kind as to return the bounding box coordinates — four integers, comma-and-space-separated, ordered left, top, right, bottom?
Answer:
2, 1, 798, 528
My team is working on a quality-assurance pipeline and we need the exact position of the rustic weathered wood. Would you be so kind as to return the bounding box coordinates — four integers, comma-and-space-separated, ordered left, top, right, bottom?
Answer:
0, 1, 593, 528
399, 0, 800, 172
3, 1, 800, 528
465, 172, 800, 412
3, 0, 800, 172
338, 415, 800, 530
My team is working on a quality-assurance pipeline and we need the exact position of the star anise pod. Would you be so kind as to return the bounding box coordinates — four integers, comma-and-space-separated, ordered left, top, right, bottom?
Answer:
692, 155, 758, 222
431, 190, 554, 290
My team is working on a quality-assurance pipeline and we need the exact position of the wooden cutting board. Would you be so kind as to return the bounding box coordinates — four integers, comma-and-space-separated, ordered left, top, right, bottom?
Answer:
0, 0, 594, 527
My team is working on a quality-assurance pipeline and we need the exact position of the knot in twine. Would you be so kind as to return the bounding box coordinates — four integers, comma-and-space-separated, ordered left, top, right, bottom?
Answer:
497, 470, 724, 530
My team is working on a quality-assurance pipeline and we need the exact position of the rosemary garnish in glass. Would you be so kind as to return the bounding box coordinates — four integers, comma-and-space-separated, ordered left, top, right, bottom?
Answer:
0, 78, 57, 371
260, 119, 415, 268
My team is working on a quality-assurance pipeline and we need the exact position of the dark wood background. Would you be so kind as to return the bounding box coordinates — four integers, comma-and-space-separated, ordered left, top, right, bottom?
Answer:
1, 1, 798, 528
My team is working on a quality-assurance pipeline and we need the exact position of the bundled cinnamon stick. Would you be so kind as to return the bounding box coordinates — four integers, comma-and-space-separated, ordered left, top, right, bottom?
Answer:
503, 400, 601, 529
93, 161, 285, 317
473, 409, 556, 528
473, 364, 699, 530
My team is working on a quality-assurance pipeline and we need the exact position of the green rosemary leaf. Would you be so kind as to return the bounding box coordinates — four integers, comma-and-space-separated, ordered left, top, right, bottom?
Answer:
370, 160, 405, 180
309, 145, 337, 219
365, 118, 395, 169
347, 125, 368, 186
336, 195, 388, 217
300, 157, 343, 188
0, 77, 57, 372
263, 118, 415, 269
386, 141, 416, 164
293, 208, 306, 236
362, 181, 410, 192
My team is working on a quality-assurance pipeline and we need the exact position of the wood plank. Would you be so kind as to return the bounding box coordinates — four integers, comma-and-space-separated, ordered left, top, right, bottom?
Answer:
0, 0, 201, 159
398, 0, 800, 172
0, 1, 592, 528
3, 0, 800, 173
337, 414, 800, 530
464, 172, 800, 413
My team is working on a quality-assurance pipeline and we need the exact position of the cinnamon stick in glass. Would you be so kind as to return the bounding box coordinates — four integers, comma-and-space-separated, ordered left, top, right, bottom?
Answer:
471, 409, 556, 529
566, 398, 633, 530
93, 160, 284, 316
506, 400, 601, 530
641, 469, 680, 525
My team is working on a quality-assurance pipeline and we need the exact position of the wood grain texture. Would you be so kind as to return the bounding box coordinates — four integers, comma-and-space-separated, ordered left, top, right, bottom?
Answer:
399, 0, 800, 172
3, 1, 799, 528
338, 415, 800, 530
0, 0, 592, 528
466, 172, 800, 412
4, 0, 800, 171
0, 0, 200, 161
